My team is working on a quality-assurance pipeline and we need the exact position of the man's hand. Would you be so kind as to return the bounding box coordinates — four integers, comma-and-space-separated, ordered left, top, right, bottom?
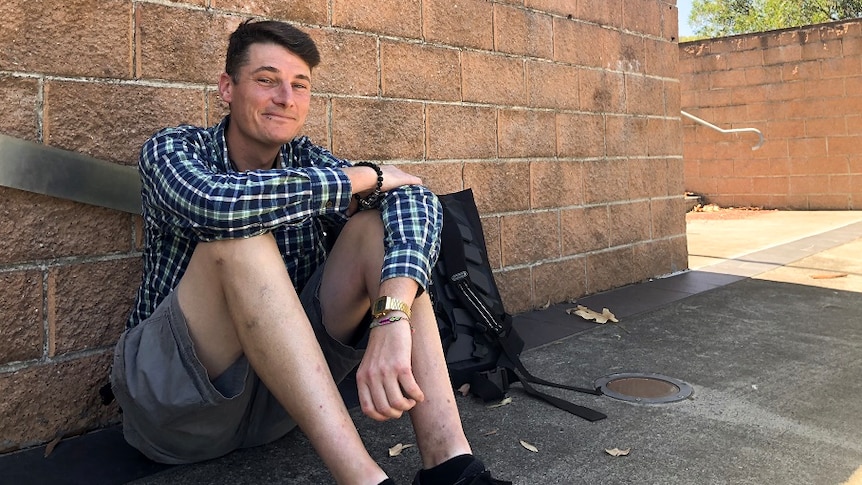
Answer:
355, 316, 425, 421
343, 164, 422, 196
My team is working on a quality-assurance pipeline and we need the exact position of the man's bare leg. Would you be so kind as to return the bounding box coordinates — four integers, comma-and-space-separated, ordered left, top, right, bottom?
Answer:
321, 211, 473, 469
176, 233, 387, 485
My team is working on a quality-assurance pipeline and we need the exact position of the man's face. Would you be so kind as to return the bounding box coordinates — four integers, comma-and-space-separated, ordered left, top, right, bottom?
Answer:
219, 42, 312, 151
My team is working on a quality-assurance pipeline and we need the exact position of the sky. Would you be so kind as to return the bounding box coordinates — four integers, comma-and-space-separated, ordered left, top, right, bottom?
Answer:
678, 0, 695, 37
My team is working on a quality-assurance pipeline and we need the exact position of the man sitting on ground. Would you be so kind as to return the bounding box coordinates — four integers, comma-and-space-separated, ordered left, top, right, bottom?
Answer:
110, 19, 509, 485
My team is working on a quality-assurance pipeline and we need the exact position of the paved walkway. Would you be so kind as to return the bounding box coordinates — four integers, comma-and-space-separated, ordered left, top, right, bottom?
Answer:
3, 210, 862, 484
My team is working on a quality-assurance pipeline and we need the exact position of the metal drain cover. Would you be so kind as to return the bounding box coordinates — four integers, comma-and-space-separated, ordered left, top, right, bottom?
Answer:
595, 373, 693, 404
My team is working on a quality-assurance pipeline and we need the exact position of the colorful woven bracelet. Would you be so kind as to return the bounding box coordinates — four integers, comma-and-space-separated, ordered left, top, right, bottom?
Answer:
369, 315, 406, 329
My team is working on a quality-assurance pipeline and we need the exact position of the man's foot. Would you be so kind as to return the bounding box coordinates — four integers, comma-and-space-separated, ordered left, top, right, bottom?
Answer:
412, 456, 511, 485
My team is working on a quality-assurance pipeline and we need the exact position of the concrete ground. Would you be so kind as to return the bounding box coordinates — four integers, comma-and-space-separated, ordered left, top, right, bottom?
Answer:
3, 209, 862, 484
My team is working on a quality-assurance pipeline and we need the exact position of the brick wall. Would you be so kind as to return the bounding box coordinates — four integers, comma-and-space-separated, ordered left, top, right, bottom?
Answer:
680, 19, 862, 209
0, 0, 684, 451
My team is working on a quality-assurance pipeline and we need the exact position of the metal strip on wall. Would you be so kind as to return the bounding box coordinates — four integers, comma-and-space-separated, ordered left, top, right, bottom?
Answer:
0, 134, 141, 215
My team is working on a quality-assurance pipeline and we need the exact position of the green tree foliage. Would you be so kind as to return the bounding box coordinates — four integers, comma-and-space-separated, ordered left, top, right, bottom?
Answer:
690, 0, 862, 38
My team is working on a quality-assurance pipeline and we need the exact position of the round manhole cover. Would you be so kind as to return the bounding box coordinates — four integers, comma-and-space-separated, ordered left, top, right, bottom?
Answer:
595, 373, 693, 404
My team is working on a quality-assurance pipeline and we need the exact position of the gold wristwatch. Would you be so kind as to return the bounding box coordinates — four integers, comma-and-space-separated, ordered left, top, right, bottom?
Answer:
371, 296, 412, 319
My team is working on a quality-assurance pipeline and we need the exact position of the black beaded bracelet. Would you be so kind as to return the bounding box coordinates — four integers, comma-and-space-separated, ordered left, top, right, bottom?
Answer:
353, 161, 384, 210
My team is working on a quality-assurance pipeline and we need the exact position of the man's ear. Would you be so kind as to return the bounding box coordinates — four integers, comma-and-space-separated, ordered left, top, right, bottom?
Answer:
218, 72, 233, 104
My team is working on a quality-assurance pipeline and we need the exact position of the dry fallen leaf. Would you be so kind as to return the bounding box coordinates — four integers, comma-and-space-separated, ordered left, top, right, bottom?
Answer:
810, 273, 848, 280
487, 397, 513, 408
44, 436, 62, 458
567, 305, 619, 324
388, 443, 415, 457
458, 383, 471, 396
520, 440, 539, 453
605, 448, 630, 457
539, 299, 551, 310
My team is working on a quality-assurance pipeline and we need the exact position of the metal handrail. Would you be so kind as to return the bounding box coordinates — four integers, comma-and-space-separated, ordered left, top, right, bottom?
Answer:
681, 110, 764, 150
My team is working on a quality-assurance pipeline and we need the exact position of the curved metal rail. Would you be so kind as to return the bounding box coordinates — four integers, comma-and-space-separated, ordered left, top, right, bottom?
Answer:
681, 110, 764, 150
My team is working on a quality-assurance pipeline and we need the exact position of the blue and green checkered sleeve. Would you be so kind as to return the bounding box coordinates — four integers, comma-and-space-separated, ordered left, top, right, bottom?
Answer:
378, 184, 442, 292
140, 128, 352, 242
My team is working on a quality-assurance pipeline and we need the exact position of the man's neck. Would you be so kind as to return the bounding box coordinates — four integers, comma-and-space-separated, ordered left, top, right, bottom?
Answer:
224, 125, 282, 172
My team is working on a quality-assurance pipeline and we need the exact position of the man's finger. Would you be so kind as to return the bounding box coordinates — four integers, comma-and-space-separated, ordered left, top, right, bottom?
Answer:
398, 372, 425, 404
358, 382, 389, 421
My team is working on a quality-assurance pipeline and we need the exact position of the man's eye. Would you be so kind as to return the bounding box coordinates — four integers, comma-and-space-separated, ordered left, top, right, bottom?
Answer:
293, 83, 309, 90
257, 78, 274, 84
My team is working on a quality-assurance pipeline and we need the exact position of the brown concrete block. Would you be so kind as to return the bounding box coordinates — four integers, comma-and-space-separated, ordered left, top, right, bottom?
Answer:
579, 69, 625, 114
660, 1, 678, 41
526, 61, 580, 111
500, 211, 559, 267
206, 89, 231, 128
381, 41, 461, 102
669, 234, 689, 272
533, 257, 587, 307
331, 98, 424, 161
787, 138, 827, 159
302, 96, 331, 150
577, 0, 623, 28
426, 105, 496, 160
309, 29, 378, 96
648, 118, 683, 157
47, 258, 140, 356
211, 0, 328, 25
423, 0, 493, 51
0, 189, 133, 264
629, 159, 669, 199
556, 112, 604, 158
561, 206, 610, 256
0, 76, 40, 141
43, 81, 206, 165
626, 74, 665, 116
480, 215, 502, 270
651, 197, 687, 239
664, 80, 681, 118
586, 246, 635, 294
605, 116, 649, 158
494, 267, 532, 314
632, 238, 673, 281
531, 160, 584, 209
763, 44, 803, 65
646, 38, 680, 78
0, 0, 131, 78
408, 162, 463, 197
808, 194, 850, 210
0, 352, 118, 452
333, 0, 420, 38
524, 0, 577, 18
498, 110, 555, 159
554, 19, 607, 68
494, 5, 553, 59
623, 0, 662, 37
0, 270, 43, 365
583, 159, 629, 204
609, 201, 651, 247
136, 4, 241, 84
462, 161, 531, 214
828, 136, 862, 157
134, 216, 145, 252
462, 52, 526, 106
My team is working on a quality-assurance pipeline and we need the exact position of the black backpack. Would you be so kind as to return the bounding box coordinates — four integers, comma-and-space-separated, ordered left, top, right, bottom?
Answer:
431, 189, 606, 422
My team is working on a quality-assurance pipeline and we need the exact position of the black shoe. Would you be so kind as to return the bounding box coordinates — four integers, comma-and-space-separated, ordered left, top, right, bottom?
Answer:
412, 458, 512, 485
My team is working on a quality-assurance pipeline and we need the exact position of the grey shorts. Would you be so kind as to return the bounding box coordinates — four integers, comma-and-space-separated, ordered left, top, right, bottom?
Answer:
110, 265, 366, 464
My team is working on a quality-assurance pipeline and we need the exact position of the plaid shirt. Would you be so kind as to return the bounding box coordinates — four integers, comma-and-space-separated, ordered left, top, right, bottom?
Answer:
128, 116, 441, 328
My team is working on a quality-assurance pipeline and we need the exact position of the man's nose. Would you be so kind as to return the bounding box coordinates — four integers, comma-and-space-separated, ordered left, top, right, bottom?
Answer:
273, 84, 295, 106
